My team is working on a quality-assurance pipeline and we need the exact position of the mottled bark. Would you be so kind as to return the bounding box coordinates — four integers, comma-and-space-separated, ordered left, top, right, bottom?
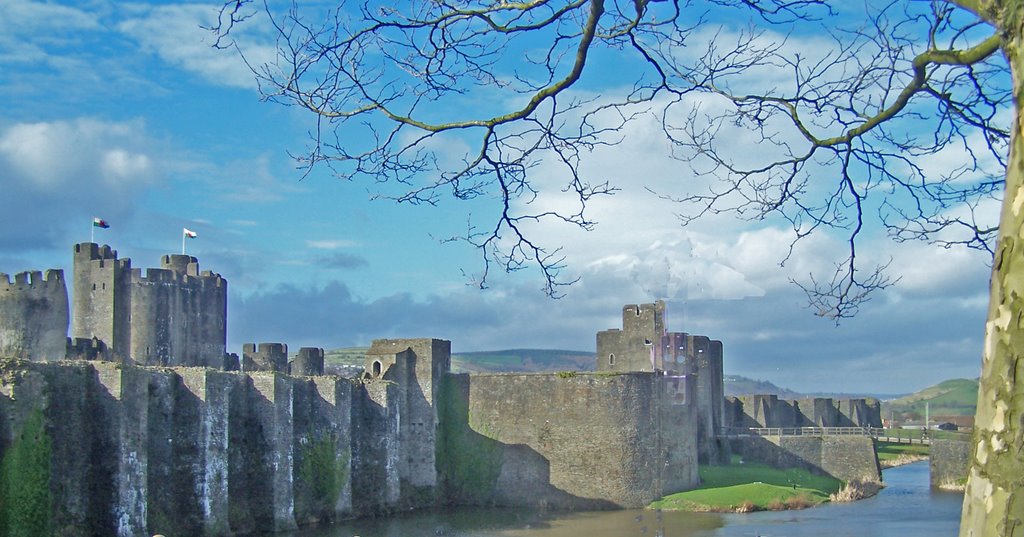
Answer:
960, 4, 1024, 535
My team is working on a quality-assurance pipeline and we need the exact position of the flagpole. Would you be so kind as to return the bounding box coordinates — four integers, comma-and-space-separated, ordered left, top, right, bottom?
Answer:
182, 228, 186, 255
91, 222, 95, 243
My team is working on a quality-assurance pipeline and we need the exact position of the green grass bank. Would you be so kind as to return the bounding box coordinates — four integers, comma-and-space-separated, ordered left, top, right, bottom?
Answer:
650, 461, 843, 513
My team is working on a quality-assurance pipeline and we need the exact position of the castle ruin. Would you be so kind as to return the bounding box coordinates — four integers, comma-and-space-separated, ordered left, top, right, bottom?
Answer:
69, 242, 227, 366
0, 242, 882, 536
597, 301, 729, 464
0, 242, 707, 536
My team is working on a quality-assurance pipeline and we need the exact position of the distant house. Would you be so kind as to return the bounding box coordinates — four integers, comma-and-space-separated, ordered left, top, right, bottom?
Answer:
932, 415, 974, 431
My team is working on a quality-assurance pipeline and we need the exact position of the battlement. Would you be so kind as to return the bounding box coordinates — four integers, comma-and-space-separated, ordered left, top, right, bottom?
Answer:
66, 336, 107, 361
243, 342, 289, 372
73, 242, 130, 271
0, 269, 64, 289
161, 254, 199, 276
75, 242, 118, 261
597, 300, 667, 373
132, 267, 176, 284
621, 301, 665, 331
292, 347, 325, 376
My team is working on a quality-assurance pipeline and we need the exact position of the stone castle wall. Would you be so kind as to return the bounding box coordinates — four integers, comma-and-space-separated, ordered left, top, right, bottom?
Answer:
732, 435, 881, 483
0, 359, 403, 536
0, 270, 68, 362
439, 371, 700, 510
72, 242, 132, 361
128, 255, 227, 367
930, 438, 970, 489
0, 336, 699, 535
72, 243, 226, 366
726, 394, 882, 429
595, 301, 726, 465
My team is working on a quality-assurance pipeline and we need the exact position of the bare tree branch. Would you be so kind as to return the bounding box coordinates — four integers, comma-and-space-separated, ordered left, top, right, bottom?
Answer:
211, 0, 1008, 314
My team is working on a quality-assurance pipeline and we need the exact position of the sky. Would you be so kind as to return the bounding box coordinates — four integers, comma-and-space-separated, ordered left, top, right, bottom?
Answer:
0, 0, 1002, 394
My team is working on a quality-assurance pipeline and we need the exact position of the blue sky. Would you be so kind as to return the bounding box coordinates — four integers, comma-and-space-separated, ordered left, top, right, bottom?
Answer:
0, 0, 1001, 394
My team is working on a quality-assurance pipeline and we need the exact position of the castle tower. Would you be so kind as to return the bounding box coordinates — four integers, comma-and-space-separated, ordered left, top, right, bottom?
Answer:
129, 255, 226, 367
365, 338, 451, 503
0, 270, 69, 361
72, 242, 132, 361
596, 301, 666, 372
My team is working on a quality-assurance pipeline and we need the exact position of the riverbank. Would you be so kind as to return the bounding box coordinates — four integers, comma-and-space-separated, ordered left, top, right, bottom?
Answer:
649, 461, 844, 513
876, 441, 929, 469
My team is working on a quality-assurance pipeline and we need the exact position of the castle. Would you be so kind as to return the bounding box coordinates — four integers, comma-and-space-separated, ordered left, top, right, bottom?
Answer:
0, 243, 882, 536
1, 243, 226, 367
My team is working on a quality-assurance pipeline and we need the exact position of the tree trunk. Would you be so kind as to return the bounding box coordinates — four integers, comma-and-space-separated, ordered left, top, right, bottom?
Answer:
959, 18, 1024, 537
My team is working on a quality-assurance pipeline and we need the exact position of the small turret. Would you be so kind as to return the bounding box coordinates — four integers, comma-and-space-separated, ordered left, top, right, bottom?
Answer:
161, 254, 199, 276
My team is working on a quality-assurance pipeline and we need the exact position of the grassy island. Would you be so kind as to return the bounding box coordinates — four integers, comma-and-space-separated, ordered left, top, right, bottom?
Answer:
650, 461, 844, 512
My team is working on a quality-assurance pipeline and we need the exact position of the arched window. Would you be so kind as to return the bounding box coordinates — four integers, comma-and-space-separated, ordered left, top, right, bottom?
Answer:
608, 354, 615, 366
372, 360, 382, 376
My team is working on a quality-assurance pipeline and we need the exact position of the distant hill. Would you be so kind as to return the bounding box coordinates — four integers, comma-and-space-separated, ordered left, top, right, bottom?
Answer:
881, 378, 978, 418
322, 347, 595, 374
724, 375, 802, 398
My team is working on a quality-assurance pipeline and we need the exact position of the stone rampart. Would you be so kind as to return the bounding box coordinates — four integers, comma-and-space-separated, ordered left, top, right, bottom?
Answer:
0, 359, 360, 536
727, 395, 882, 429
930, 438, 970, 489
439, 371, 699, 510
0, 269, 68, 361
732, 435, 881, 483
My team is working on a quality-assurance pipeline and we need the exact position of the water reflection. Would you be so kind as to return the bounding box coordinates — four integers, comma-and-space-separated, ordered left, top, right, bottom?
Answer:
292, 462, 962, 537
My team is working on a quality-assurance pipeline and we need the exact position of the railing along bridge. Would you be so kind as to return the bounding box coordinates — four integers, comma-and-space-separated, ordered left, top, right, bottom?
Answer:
718, 427, 933, 445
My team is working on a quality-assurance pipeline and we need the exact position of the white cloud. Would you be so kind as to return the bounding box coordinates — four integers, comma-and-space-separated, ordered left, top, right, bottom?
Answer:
0, 117, 164, 249
0, 0, 101, 36
306, 239, 360, 250
118, 4, 277, 89
0, 118, 159, 189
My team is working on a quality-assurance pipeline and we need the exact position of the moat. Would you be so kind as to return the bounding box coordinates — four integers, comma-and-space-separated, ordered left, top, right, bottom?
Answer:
289, 462, 962, 537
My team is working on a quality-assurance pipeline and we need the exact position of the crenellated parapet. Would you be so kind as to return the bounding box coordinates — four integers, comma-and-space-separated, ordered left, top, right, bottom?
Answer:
292, 347, 325, 376
66, 336, 107, 361
726, 394, 882, 429
0, 269, 69, 361
243, 342, 289, 372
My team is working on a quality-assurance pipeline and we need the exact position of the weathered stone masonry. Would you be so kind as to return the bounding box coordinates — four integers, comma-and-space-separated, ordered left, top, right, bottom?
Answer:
70, 243, 226, 366
0, 244, 710, 536
0, 270, 68, 363
596, 301, 728, 464
0, 359, 382, 536
0, 341, 699, 535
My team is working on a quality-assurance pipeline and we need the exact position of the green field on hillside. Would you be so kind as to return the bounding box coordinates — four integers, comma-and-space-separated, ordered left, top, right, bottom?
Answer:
882, 378, 978, 418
